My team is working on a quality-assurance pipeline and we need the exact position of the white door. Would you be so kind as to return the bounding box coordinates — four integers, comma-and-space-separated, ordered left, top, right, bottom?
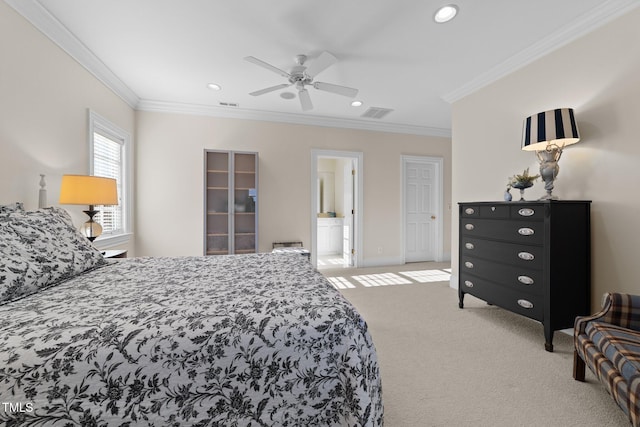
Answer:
342, 160, 355, 266
404, 159, 439, 262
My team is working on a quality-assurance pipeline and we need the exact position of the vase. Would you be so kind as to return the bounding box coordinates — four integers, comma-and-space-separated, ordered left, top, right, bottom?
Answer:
511, 181, 533, 201
504, 188, 512, 201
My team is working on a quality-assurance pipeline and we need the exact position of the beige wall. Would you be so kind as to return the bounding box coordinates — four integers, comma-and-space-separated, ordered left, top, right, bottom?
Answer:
0, 2, 136, 254
136, 112, 452, 265
451, 8, 640, 311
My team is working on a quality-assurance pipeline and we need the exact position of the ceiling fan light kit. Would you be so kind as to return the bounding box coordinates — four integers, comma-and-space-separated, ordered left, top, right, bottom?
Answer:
245, 51, 359, 111
434, 4, 459, 23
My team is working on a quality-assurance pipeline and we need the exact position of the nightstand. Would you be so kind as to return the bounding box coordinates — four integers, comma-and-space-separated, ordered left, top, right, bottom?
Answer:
102, 249, 127, 259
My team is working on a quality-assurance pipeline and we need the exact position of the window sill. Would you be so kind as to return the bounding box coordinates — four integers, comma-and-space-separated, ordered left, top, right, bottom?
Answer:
94, 232, 133, 250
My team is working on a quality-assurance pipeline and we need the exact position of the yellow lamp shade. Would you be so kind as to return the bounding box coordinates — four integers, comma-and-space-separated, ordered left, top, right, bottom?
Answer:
59, 175, 118, 206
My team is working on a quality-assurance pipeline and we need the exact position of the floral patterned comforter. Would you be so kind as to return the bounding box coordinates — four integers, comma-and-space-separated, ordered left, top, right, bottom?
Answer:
0, 253, 383, 426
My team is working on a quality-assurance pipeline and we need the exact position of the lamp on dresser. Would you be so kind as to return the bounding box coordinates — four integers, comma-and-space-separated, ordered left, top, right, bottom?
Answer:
59, 175, 118, 241
522, 108, 580, 200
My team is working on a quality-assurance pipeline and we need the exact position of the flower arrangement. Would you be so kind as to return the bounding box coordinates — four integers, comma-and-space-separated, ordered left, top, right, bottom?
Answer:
509, 168, 540, 189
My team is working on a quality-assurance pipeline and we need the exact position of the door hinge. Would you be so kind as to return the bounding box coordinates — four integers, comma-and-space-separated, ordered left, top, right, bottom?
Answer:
352, 169, 355, 176
352, 209, 355, 215
351, 248, 355, 255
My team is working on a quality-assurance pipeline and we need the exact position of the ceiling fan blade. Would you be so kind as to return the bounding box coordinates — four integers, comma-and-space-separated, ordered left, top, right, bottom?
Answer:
304, 51, 338, 78
244, 56, 291, 78
313, 81, 359, 98
299, 88, 313, 111
249, 83, 291, 96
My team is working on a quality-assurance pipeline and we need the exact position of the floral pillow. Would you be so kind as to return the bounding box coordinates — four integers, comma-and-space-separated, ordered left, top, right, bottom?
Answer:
0, 207, 105, 304
0, 202, 24, 218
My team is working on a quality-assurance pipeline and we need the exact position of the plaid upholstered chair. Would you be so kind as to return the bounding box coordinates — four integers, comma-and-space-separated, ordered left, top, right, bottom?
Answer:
574, 293, 640, 426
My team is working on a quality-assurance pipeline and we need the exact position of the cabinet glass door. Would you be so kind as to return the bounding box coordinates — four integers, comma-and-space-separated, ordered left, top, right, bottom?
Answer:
233, 153, 257, 254
205, 151, 229, 255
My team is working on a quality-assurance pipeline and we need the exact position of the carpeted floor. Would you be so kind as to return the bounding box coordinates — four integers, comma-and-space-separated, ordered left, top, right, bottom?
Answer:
321, 262, 629, 427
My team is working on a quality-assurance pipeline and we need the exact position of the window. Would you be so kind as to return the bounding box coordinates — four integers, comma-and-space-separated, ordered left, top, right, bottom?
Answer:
89, 110, 131, 245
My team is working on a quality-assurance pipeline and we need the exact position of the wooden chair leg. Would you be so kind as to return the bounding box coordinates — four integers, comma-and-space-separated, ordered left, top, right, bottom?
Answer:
573, 350, 586, 382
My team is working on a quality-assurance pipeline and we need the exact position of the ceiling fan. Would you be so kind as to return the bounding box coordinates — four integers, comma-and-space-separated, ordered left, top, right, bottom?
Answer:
244, 51, 359, 111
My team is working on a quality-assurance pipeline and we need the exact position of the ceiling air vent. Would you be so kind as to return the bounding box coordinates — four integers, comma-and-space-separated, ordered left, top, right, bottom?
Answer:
219, 102, 239, 107
361, 107, 394, 119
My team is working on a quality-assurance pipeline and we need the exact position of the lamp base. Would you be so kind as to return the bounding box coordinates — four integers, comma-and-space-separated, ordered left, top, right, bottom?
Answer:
536, 145, 563, 201
81, 206, 102, 242
538, 192, 559, 201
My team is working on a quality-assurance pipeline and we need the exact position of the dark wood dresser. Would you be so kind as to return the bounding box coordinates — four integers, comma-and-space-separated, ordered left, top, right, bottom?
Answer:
458, 200, 591, 351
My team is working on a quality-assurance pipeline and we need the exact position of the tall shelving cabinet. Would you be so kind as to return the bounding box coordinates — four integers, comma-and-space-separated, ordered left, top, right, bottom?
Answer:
204, 150, 258, 255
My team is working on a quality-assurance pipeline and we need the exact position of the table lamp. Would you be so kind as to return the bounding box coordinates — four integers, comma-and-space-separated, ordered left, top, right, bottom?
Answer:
522, 108, 580, 200
59, 175, 118, 241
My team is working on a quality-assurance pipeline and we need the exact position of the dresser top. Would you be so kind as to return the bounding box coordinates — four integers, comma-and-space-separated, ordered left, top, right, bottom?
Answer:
459, 200, 591, 205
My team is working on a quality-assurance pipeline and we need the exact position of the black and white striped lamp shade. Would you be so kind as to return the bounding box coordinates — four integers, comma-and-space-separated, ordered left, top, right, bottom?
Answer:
522, 108, 580, 151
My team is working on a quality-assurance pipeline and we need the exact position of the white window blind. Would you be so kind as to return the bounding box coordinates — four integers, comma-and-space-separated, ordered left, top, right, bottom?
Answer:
93, 132, 123, 234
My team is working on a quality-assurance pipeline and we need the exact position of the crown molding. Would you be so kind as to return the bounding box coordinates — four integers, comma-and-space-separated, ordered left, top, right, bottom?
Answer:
443, 0, 640, 104
137, 99, 451, 137
5, 0, 140, 108
5, 0, 447, 137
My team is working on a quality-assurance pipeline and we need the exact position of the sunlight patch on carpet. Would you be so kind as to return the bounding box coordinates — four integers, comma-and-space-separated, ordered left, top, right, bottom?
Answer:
327, 276, 356, 289
399, 269, 451, 283
352, 273, 412, 287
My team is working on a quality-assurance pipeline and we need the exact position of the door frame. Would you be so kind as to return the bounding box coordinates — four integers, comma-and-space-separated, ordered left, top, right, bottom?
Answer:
311, 149, 363, 268
401, 155, 444, 263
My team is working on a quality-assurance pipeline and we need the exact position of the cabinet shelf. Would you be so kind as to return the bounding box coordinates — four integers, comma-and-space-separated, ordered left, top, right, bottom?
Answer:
207, 187, 228, 190
207, 169, 229, 173
235, 249, 255, 254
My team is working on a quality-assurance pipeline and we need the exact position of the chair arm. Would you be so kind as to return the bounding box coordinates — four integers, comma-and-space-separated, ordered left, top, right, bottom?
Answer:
574, 293, 640, 338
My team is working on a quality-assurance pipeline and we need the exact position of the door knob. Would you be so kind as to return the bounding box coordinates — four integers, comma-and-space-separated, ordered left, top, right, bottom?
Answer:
431, 215, 436, 220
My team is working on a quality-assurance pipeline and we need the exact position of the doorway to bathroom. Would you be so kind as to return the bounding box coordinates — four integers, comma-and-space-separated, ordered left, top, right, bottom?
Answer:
311, 150, 363, 270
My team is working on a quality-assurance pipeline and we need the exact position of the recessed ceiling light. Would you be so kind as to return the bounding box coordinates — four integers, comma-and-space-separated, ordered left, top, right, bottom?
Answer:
207, 83, 222, 91
434, 4, 458, 23
351, 100, 363, 107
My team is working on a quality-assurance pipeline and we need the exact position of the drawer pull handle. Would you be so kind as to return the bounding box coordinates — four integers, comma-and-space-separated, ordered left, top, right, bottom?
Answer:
465, 242, 475, 250
491, 206, 496, 211
518, 208, 535, 217
465, 207, 475, 215
518, 252, 535, 261
517, 299, 534, 309
518, 275, 534, 285
518, 227, 534, 236
464, 280, 474, 288
465, 224, 475, 231
464, 261, 474, 269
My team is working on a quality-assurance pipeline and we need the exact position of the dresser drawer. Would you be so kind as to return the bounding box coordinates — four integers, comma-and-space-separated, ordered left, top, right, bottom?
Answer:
460, 255, 542, 295
459, 274, 543, 321
461, 237, 543, 270
461, 204, 509, 219
460, 218, 543, 245
510, 204, 545, 221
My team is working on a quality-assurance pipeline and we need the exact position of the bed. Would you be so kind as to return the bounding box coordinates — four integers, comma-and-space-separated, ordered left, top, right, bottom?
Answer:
0, 204, 383, 426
